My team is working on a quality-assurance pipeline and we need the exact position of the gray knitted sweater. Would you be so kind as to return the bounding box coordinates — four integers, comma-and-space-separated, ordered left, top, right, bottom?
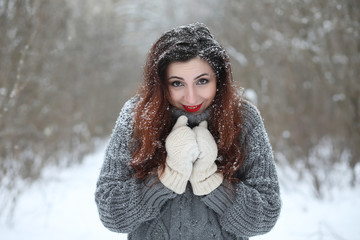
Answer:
95, 97, 281, 240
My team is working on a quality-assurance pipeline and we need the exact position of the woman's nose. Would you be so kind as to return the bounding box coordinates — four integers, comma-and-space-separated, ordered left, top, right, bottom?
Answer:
184, 86, 198, 105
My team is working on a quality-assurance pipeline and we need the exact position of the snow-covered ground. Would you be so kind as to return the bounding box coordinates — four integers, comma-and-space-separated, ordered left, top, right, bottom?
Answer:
1, 143, 359, 240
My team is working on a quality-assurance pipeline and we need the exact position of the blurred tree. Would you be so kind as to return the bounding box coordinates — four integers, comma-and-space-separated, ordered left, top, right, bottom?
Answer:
0, 0, 137, 221
210, 0, 359, 197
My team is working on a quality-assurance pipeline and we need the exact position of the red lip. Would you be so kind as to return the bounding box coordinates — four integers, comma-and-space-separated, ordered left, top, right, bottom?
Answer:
182, 103, 203, 113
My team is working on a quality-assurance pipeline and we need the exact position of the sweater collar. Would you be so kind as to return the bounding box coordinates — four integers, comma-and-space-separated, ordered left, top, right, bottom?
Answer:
170, 106, 211, 128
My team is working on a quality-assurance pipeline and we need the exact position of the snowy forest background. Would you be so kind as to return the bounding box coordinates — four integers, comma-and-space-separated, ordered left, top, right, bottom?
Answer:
0, 0, 359, 237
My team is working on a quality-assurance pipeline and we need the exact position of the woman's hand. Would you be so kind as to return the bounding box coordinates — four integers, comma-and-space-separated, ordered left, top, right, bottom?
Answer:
159, 116, 200, 194
190, 121, 223, 196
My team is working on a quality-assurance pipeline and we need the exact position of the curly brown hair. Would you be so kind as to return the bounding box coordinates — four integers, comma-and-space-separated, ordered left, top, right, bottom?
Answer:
131, 23, 245, 182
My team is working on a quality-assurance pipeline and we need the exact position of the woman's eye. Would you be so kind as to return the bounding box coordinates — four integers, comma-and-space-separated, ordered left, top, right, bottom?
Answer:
197, 78, 209, 85
171, 81, 183, 87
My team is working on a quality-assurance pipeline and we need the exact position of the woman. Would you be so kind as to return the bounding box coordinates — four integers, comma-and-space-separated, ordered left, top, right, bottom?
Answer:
95, 23, 281, 239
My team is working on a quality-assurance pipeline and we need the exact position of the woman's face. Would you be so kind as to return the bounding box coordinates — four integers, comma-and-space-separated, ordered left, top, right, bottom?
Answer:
166, 57, 217, 115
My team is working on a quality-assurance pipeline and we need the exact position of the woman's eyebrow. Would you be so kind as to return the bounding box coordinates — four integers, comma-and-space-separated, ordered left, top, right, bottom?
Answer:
194, 73, 210, 80
167, 76, 183, 81
168, 73, 210, 81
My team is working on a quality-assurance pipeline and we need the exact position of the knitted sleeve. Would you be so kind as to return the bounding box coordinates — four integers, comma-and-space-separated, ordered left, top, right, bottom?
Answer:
95, 97, 177, 233
201, 101, 281, 237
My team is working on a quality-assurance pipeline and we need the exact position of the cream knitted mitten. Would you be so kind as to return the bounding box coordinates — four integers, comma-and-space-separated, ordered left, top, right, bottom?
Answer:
159, 116, 200, 194
190, 121, 223, 196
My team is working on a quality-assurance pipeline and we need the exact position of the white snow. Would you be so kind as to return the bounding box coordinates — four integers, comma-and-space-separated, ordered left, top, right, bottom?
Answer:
253, 162, 360, 240
1, 142, 359, 240
0, 142, 126, 240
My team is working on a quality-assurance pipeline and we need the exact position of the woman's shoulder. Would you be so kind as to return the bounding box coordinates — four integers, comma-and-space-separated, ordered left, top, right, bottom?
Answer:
118, 95, 140, 117
113, 96, 139, 129
240, 99, 264, 130
237, 98, 271, 146
121, 96, 139, 114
